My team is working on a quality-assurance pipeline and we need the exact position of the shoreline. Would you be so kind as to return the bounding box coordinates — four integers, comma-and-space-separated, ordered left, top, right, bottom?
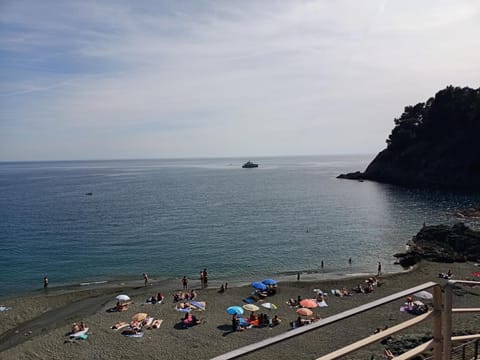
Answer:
1, 260, 478, 359
0, 264, 410, 301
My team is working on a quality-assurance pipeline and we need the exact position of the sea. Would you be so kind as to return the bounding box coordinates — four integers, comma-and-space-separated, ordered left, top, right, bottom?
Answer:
1, 155, 479, 297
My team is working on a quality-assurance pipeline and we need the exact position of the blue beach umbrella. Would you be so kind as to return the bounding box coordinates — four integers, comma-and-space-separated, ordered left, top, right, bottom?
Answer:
226, 306, 244, 315
262, 279, 277, 286
251, 281, 267, 291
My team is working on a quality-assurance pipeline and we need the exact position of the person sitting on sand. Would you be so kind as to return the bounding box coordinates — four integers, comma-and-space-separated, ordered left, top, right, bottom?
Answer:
190, 315, 204, 326
219, 284, 225, 293
287, 298, 297, 307
79, 322, 86, 331
71, 323, 80, 333
272, 315, 281, 326
190, 289, 196, 300
157, 292, 164, 303
262, 313, 269, 327
296, 316, 305, 327
232, 313, 242, 332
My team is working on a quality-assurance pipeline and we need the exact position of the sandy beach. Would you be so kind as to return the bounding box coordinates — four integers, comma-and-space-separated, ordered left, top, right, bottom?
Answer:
1, 261, 479, 360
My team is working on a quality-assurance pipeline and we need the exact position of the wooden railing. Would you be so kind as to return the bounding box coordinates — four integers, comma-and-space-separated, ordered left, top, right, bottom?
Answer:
212, 280, 480, 360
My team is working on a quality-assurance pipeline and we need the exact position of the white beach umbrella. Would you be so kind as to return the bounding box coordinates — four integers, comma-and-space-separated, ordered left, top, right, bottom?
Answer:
115, 294, 131, 302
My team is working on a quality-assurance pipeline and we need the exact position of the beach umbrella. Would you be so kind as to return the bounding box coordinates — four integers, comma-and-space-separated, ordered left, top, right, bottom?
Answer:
299, 299, 318, 308
413, 291, 433, 301
115, 294, 130, 302
262, 279, 277, 286
296, 308, 313, 317
226, 306, 244, 315
243, 304, 260, 312
261, 302, 278, 310
251, 281, 267, 291
131, 312, 148, 322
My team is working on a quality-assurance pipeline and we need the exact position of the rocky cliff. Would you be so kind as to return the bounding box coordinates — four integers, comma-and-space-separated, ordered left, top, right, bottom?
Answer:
338, 86, 480, 191
394, 223, 480, 267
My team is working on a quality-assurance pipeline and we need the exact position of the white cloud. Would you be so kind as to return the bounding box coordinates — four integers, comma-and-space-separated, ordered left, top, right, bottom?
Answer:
0, 0, 479, 160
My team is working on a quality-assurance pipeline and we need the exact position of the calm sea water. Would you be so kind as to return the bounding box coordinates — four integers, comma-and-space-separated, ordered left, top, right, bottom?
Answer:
1, 155, 478, 297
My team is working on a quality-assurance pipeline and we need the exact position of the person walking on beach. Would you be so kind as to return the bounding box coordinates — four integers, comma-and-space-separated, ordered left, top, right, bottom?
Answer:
377, 262, 382, 276
182, 276, 188, 291
202, 268, 208, 287
43, 276, 48, 289
143, 273, 149, 287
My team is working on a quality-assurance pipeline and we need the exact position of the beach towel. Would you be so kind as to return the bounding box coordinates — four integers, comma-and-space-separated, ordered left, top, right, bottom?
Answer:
123, 332, 144, 338
190, 301, 206, 310
143, 317, 154, 328
111, 322, 129, 330
0, 306, 11, 312
317, 300, 328, 307
151, 319, 163, 329
243, 297, 256, 304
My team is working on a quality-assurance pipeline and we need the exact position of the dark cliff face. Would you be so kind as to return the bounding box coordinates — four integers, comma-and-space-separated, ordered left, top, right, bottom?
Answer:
394, 223, 480, 267
340, 86, 480, 191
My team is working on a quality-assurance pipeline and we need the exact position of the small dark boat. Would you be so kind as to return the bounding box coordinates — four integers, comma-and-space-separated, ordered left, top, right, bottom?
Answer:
242, 161, 258, 168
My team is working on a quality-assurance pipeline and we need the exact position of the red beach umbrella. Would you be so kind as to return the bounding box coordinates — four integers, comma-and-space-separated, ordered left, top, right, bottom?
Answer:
299, 299, 318, 308
296, 308, 313, 317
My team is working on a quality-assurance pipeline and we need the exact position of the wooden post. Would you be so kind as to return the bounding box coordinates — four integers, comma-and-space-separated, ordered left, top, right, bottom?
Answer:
442, 282, 453, 360
432, 285, 442, 359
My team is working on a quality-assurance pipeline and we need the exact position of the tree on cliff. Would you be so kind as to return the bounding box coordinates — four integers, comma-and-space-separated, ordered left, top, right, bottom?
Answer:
386, 86, 480, 151
359, 86, 480, 190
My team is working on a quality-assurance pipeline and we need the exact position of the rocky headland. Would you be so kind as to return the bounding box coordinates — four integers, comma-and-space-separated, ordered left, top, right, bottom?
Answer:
338, 86, 480, 191
394, 222, 480, 267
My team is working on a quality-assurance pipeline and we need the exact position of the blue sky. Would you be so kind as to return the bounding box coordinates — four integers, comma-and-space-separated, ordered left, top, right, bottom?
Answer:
1, 0, 479, 161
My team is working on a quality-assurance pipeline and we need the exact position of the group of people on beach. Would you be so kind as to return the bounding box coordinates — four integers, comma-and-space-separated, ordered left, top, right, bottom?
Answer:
352, 276, 381, 294
231, 312, 281, 331
173, 289, 197, 302
146, 292, 164, 304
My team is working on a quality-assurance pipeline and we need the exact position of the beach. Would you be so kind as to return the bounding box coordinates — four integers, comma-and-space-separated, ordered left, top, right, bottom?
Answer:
1, 261, 479, 360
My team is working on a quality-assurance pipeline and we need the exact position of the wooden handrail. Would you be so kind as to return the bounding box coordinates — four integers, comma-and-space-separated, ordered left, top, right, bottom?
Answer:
212, 282, 438, 360
315, 311, 433, 360
393, 339, 434, 360
212, 280, 480, 360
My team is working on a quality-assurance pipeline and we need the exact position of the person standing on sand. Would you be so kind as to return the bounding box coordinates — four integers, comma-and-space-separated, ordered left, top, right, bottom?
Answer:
43, 276, 48, 289
143, 273, 149, 287
202, 268, 208, 287
182, 276, 188, 291
200, 271, 204, 288
377, 262, 382, 276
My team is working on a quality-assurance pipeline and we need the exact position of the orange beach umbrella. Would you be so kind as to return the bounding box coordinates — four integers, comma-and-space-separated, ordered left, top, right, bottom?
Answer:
299, 299, 318, 308
296, 308, 313, 317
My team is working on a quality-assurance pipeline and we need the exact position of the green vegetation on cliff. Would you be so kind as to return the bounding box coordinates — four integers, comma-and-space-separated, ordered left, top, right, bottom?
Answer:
339, 86, 480, 190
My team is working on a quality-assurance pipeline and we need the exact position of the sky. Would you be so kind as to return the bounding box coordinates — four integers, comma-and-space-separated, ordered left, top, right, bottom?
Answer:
0, 0, 479, 161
